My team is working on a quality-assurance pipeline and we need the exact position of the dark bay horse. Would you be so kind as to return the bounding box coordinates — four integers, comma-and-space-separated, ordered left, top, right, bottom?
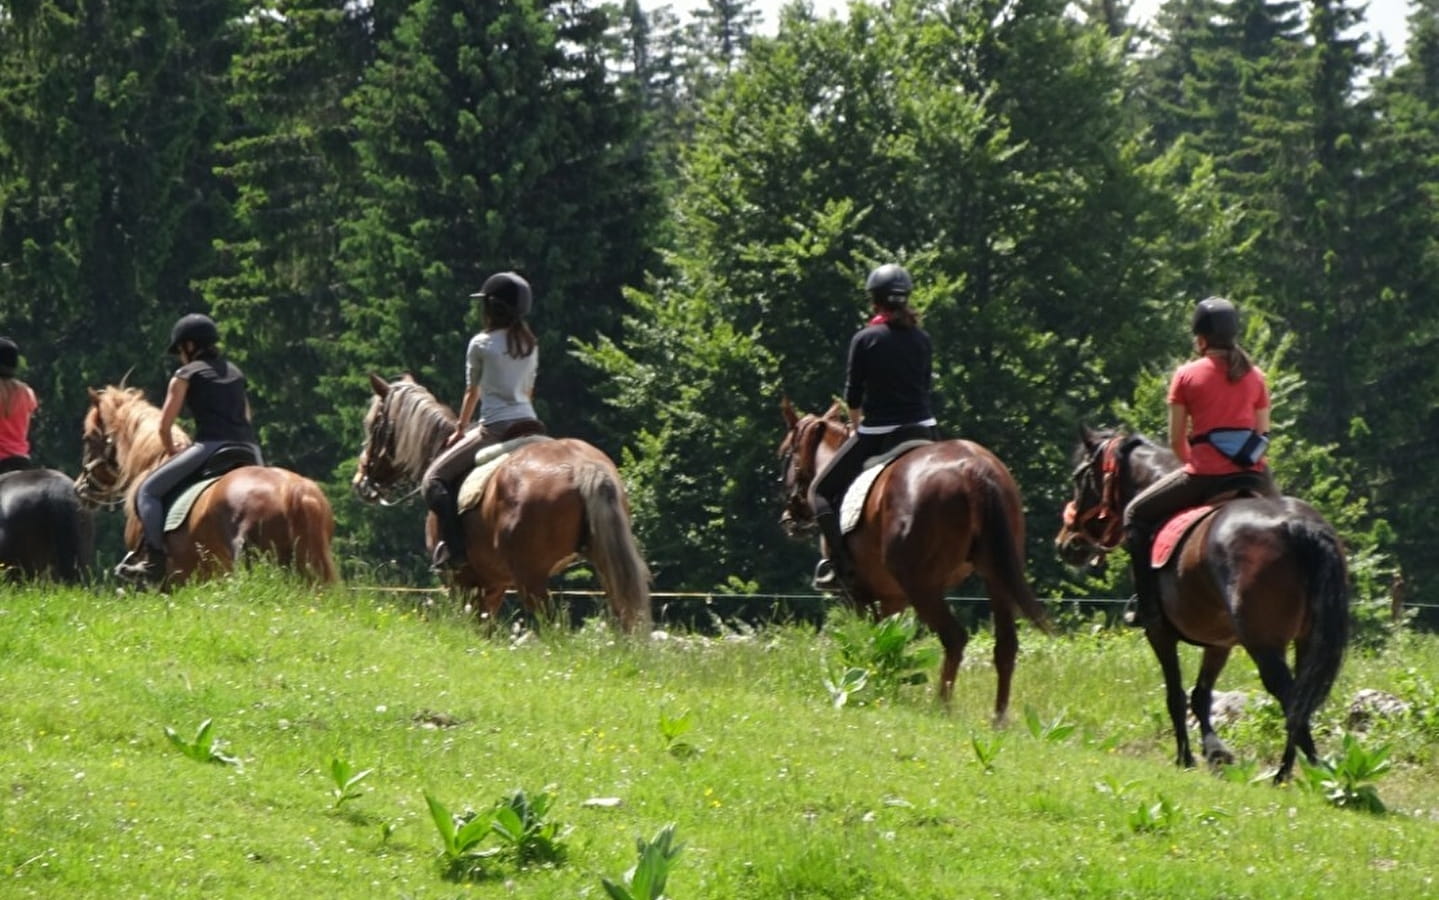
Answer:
1055, 425, 1348, 781
778, 399, 1051, 719
75, 386, 337, 585
0, 468, 95, 582
353, 374, 650, 634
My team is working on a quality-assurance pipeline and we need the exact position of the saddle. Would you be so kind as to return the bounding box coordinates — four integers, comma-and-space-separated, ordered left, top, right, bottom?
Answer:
838, 439, 932, 534
456, 434, 554, 514
162, 444, 261, 533
1149, 490, 1249, 569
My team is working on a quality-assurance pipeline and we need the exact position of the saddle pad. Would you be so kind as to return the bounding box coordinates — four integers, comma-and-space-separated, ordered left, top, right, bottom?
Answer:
457, 435, 553, 514
165, 477, 223, 533
1151, 505, 1220, 569
838, 440, 933, 534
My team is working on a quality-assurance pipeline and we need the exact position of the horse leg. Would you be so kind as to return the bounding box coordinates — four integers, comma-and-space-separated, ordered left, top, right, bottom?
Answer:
989, 603, 1019, 726
1145, 629, 1195, 768
1246, 645, 1304, 782
908, 591, 968, 708
1190, 646, 1235, 768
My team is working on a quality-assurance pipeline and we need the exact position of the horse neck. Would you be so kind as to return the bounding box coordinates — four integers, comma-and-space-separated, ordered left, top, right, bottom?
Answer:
111, 398, 185, 487
1122, 442, 1179, 504
389, 387, 457, 480
810, 421, 846, 480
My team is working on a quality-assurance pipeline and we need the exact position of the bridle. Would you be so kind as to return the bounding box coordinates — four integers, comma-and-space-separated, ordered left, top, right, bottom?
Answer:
778, 416, 830, 532
76, 423, 127, 509
1061, 434, 1136, 552
355, 389, 421, 506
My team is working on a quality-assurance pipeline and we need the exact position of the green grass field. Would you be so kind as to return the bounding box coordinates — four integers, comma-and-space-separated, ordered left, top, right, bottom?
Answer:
3, 570, 1438, 898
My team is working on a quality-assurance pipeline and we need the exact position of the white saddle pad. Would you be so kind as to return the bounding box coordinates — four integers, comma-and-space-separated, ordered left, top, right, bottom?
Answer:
456, 435, 552, 513
838, 440, 932, 533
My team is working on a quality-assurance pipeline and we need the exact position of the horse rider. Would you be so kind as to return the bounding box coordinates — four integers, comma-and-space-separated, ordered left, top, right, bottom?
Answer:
115, 313, 264, 583
1122, 296, 1278, 627
809, 263, 939, 592
423, 271, 546, 571
0, 337, 38, 475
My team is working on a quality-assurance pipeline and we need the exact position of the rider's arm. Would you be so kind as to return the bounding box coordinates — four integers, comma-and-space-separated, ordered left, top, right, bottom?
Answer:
448, 385, 481, 445
158, 376, 189, 456
1167, 402, 1189, 463
1255, 405, 1271, 435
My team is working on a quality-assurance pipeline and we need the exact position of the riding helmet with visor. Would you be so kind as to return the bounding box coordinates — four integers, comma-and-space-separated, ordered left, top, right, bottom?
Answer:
168, 313, 221, 355
0, 337, 18, 377
1191, 296, 1239, 346
470, 271, 533, 318
865, 263, 913, 306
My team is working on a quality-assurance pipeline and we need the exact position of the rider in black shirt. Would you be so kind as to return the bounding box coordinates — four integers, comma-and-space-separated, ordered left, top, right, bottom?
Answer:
809, 264, 939, 591
115, 314, 263, 583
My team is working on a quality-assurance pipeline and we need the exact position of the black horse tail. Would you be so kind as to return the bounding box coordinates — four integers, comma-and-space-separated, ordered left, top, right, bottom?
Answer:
40, 472, 96, 584
1287, 517, 1349, 737
978, 471, 1052, 634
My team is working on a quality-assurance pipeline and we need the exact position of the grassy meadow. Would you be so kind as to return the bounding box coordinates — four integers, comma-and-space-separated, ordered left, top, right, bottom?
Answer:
3, 570, 1438, 898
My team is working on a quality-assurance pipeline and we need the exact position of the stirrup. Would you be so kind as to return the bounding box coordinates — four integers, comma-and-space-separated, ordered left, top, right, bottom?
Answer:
812, 558, 853, 593
430, 540, 463, 572
1122, 593, 1154, 628
114, 549, 164, 584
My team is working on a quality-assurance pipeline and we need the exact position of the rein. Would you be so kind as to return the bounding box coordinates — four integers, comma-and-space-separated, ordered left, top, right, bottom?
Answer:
1062, 435, 1134, 551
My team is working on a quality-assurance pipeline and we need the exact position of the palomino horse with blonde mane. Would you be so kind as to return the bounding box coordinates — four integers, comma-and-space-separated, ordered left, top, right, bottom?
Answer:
75, 385, 337, 585
353, 374, 650, 633
778, 398, 1051, 719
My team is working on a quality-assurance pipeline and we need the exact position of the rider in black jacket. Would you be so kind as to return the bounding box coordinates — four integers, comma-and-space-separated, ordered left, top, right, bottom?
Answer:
809, 264, 938, 591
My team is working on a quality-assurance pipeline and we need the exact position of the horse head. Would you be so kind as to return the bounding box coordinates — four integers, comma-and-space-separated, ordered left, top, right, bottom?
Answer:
776, 397, 848, 538
353, 373, 402, 503
74, 386, 128, 506
1055, 424, 1179, 569
354, 372, 449, 504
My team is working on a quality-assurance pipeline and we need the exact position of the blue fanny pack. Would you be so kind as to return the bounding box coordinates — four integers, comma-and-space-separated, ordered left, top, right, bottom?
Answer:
1190, 429, 1269, 467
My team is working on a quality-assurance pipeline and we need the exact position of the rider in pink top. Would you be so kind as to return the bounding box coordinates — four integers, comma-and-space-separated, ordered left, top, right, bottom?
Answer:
0, 337, 38, 474
1121, 298, 1278, 628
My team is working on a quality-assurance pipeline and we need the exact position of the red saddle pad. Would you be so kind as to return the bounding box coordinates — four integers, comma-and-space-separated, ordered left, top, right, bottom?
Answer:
1151, 505, 1221, 568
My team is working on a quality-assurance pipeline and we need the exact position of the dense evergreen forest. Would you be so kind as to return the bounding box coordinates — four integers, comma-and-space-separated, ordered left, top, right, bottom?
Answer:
1, 0, 1435, 608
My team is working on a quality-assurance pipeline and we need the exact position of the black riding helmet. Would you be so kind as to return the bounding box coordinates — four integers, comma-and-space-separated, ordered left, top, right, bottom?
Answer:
470, 271, 533, 318
1192, 297, 1239, 345
0, 337, 18, 377
865, 263, 913, 306
168, 313, 221, 354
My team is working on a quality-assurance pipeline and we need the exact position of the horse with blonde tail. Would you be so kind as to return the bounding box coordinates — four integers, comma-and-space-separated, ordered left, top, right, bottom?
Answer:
75, 385, 337, 585
353, 374, 651, 633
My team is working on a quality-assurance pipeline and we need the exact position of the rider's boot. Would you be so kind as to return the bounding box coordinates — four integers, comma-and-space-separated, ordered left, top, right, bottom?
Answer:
812, 509, 853, 592
1124, 529, 1161, 628
424, 479, 467, 572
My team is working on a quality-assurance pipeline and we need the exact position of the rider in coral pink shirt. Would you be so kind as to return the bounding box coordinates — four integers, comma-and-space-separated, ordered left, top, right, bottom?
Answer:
0, 337, 37, 474
1168, 354, 1270, 476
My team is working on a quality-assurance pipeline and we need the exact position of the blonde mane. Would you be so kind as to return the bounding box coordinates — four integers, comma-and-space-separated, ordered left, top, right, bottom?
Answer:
363, 377, 457, 480
87, 386, 192, 501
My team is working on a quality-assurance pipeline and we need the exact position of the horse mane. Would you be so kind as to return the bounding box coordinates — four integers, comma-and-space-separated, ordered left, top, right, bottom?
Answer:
92, 385, 192, 495
1075, 424, 1176, 469
370, 378, 457, 478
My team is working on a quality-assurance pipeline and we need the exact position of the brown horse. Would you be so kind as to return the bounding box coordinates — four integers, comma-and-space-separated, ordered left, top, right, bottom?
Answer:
352, 374, 650, 634
778, 399, 1050, 719
1055, 425, 1349, 781
75, 385, 337, 585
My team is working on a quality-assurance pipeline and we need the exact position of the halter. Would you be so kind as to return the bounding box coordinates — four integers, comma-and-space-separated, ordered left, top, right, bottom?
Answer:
76, 430, 128, 509
1061, 434, 1134, 551
779, 416, 831, 525
356, 386, 423, 506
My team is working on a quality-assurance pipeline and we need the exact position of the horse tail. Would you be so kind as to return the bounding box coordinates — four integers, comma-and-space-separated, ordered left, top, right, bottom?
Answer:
1286, 517, 1349, 736
575, 462, 651, 634
41, 472, 95, 584
286, 477, 338, 584
978, 469, 1053, 634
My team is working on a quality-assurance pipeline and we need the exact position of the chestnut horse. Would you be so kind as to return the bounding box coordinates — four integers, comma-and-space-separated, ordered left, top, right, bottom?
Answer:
1055, 426, 1348, 781
352, 374, 650, 634
75, 386, 337, 585
778, 399, 1050, 719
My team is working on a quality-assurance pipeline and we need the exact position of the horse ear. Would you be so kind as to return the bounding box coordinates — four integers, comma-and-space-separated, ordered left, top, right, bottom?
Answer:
118, 366, 135, 390
368, 373, 391, 398
822, 400, 845, 421
88, 387, 101, 405
780, 395, 798, 429
1079, 422, 1101, 450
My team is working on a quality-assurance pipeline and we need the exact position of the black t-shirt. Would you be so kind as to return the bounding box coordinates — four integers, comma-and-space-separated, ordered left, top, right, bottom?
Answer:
176, 357, 257, 444
843, 322, 934, 427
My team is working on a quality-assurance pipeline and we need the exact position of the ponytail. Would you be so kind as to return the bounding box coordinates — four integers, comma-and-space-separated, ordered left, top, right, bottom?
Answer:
1220, 345, 1253, 381
485, 301, 538, 358
876, 303, 919, 330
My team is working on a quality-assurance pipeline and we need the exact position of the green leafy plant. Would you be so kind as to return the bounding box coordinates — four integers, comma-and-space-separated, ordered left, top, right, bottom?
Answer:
829, 610, 939, 696
1297, 734, 1392, 814
163, 718, 239, 766
659, 709, 699, 759
1093, 775, 1140, 800
1128, 793, 1182, 834
821, 664, 869, 709
488, 787, 571, 866
327, 756, 374, 808
1023, 706, 1077, 743
423, 791, 500, 878
601, 823, 684, 900
970, 732, 1004, 774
